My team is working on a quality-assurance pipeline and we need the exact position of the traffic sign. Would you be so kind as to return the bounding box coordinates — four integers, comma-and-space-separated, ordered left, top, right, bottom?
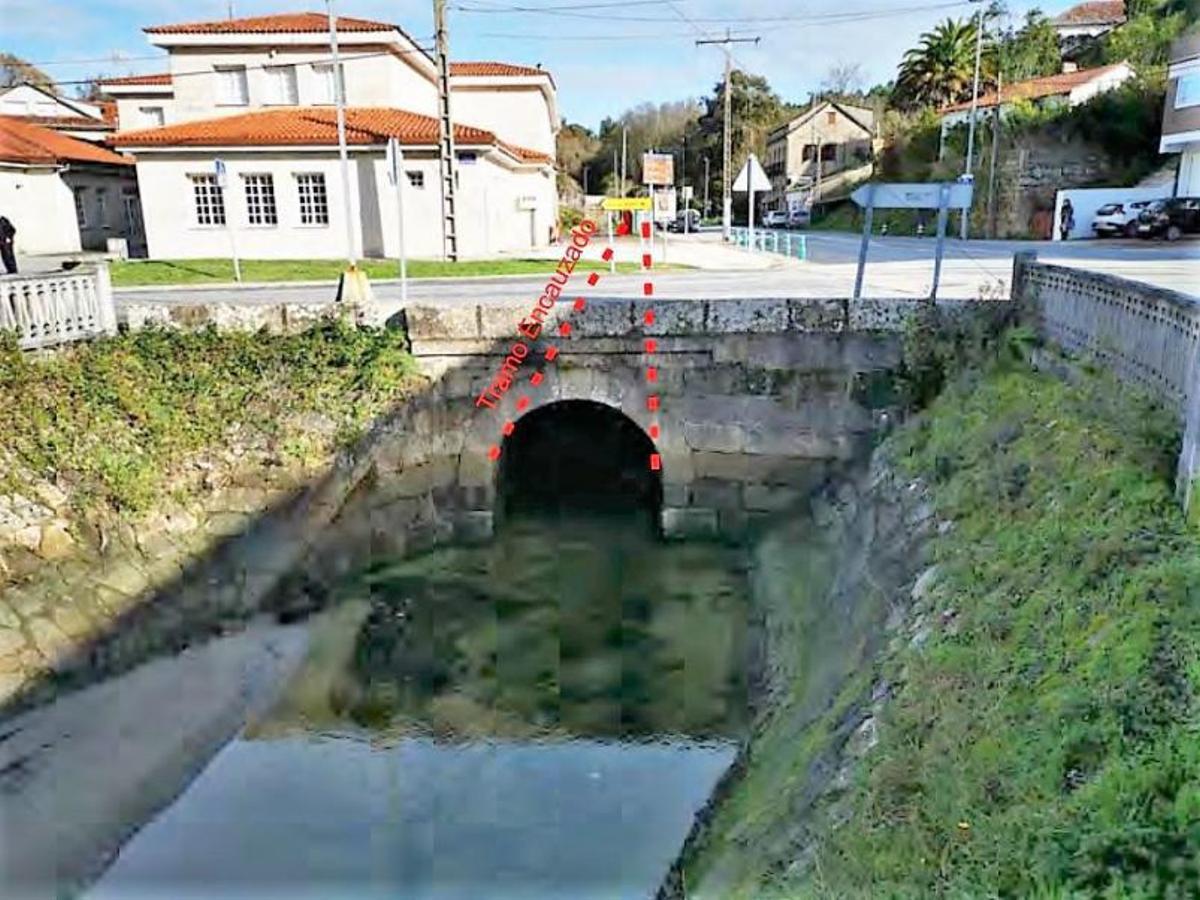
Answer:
851, 182, 973, 210
642, 153, 674, 186
732, 154, 770, 193
214, 158, 227, 189
601, 197, 652, 211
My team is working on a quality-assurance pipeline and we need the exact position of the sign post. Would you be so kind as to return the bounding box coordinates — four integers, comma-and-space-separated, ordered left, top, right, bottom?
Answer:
386, 138, 409, 303
214, 159, 241, 283
732, 153, 771, 253
850, 181, 974, 300
643, 152, 674, 267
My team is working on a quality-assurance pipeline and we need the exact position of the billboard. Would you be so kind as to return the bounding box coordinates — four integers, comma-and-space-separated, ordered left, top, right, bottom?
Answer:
642, 153, 674, 186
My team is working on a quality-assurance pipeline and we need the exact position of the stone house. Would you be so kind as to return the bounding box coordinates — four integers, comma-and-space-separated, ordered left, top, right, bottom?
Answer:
104, 11, 560, 261
763, 101, 876, 214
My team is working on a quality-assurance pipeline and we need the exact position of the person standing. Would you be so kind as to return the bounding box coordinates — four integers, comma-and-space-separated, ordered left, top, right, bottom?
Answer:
0, 215, 16, 274
1058, 199, 1075, 242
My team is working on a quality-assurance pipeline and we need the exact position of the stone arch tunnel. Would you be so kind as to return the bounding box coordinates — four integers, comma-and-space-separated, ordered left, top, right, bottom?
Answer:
349, 296, 1006, 545
496, 400, 663, 526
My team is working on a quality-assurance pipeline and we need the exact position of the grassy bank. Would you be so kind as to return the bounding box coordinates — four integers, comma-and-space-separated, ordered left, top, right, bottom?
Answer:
110, 257, 665, 287
0, 321, 420, 518
688, 360, 1200, 896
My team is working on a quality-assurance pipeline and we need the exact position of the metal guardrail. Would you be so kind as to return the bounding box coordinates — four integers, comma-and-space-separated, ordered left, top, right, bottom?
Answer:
0, 264, 118, 350
728, 227, 808, 260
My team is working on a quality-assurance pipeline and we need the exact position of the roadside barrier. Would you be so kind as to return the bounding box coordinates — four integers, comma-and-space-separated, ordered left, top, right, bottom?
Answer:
728, 227, 807, 260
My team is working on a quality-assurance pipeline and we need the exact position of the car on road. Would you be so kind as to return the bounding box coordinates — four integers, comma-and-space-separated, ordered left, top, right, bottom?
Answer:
1091, 199, 1159, 238
762, 209, 789, 228
1136, 197, 1200, 241
788, 207, 811, 228
666, 209, 702, 233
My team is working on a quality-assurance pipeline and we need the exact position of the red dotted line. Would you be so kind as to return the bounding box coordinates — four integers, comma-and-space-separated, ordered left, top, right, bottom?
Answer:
641, 219, 662, 473
486, 221, 634, 463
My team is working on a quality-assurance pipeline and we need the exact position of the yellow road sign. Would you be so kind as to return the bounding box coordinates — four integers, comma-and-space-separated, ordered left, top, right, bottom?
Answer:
600, 197, 652, 211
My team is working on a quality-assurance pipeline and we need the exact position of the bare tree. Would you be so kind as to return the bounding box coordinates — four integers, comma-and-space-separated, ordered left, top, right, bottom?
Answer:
819, 62, 865, 99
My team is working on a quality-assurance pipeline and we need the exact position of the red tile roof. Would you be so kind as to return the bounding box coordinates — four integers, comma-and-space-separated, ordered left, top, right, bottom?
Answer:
1052, 1, 1127, 27
0, 117, 133, 166
97, 73, 172, 86
112, 107, 551, 164
10, 114, 114, 130
451, 62, 546, 78
940, 63, 1129, 113
145, 12, 397, 34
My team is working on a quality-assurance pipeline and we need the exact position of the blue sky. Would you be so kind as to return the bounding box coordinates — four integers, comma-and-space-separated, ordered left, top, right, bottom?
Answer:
7, 0, 1078, 129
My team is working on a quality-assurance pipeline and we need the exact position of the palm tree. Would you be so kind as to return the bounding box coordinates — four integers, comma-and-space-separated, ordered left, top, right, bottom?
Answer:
894, 18, 983, 110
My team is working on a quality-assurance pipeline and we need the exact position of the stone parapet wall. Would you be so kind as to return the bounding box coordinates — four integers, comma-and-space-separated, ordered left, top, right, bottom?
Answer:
1013, 252, 1200, 512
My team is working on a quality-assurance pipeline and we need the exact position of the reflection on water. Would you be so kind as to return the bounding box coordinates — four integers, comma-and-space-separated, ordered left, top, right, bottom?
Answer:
89, 514, 751, 899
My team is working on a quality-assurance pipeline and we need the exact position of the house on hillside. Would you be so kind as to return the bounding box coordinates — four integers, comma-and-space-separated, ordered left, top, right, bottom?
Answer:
0, 117, 139, 256
0, 83, 117, 144
937, 62, 1135, 157
1051, 1, 1127, 60
102, 11, 560, 261
1161, 30, 1200, 196
763, 100, 876, 214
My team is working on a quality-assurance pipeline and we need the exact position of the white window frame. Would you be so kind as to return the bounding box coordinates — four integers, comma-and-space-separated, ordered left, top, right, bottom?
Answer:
138, 105, 165, 127
311, 62, 341, 105
295, 173, 329, 226
242, 173, 278, 227
265, 64, 299, 106
215, 65, 249, 106
1176, 73, 1200, 110
190, 174, 226, 227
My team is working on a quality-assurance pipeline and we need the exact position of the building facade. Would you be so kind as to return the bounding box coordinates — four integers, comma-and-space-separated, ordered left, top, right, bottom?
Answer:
763, 101, 875, 213
1162, 31, 1200, 197
105, 12, 560, 261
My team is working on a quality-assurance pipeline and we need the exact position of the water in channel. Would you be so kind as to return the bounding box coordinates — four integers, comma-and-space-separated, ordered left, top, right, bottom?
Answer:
88, 513, 752, 899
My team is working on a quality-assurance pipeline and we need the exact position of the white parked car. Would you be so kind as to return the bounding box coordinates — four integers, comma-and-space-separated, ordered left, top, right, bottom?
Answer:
762, 209, 789, 228
1091, 200, 1160, 238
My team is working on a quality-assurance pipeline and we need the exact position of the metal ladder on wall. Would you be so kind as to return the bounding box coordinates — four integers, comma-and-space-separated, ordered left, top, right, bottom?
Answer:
435, 48, 459, 262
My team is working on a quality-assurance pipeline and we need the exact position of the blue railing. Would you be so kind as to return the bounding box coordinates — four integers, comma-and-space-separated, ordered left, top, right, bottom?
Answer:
728, 227, 807, 260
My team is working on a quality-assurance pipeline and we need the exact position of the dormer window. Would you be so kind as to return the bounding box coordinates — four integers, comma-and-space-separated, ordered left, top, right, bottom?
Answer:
216, 65, 249, 105
265, 65, 298, 105
312, 62, 344, 105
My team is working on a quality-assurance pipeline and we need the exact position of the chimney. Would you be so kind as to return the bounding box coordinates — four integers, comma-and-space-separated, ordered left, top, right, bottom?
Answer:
1062, 61, 1079, 74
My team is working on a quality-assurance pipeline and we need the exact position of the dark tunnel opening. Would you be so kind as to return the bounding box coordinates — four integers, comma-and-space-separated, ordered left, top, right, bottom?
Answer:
496, 400, 662, 529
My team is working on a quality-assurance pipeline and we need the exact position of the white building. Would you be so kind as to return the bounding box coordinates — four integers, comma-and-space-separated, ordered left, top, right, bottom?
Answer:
0, 84, 117, 144
106, 11, 560, 261
0, 116, 138, 256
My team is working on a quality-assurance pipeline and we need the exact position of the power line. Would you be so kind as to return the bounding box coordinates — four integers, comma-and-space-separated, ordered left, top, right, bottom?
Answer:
17, 53, 167, 68
456, 0, 972, 24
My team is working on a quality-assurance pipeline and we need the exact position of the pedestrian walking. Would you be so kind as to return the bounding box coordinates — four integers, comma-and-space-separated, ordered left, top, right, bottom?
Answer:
0, 215, 16, 274
1059, 199, 1074, 242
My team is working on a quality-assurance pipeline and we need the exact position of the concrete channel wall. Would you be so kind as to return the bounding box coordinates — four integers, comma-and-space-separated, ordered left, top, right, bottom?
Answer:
1012, 252, 1200, 514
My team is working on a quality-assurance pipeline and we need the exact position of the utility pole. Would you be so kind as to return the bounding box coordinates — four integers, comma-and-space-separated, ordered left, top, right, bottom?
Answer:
620, 126, 628, 197
961, 0, 986, 240
986, 70, 1002, 239
433, 0, 458, 261
703, 155, 710, 217
326, 0, 356, 267
696, 29, 760, 242
582, 164, 589, 196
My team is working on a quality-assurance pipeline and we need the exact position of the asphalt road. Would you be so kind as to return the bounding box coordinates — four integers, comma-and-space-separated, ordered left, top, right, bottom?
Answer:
113, 234, 1199, 309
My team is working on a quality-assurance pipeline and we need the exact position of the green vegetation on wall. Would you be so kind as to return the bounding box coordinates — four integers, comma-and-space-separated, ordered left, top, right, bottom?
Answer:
690, 356, 1200, 897
0, 321, 420, 516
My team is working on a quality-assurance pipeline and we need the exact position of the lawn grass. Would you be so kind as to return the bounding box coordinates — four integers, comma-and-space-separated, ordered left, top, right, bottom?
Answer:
110, 257, 667, 287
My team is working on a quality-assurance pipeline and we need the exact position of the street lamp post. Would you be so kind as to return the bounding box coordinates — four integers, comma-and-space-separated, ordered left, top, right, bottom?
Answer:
961, 0, 986, 241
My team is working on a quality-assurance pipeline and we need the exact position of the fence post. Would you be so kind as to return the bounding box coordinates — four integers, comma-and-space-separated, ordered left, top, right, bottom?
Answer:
1011, 250, 1038, 324
1181, 350, 1200, 523
94, 262, 117, 336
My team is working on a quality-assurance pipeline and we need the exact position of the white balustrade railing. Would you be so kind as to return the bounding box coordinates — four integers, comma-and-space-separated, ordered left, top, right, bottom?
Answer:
0, 264, 117, 350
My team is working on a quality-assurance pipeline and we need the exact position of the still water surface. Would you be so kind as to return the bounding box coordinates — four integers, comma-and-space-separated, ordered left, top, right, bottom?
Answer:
88, 514, 751, 899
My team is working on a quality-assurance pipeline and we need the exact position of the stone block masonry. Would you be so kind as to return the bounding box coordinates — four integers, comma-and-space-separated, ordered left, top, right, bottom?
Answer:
1012, 251, 1200, 515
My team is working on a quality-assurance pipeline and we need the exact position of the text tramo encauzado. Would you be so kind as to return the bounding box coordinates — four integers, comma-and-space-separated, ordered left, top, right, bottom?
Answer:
473, 218, 598, 410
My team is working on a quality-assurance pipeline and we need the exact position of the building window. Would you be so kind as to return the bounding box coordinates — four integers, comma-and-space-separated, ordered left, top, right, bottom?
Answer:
312, 62, 344, 104
1177, 73, 1200, 110
827, 111, 837, 125
138, 105, 165, 127
802, 144, 816, 161
191, 174, 226, 226
216, 65, 249, 105
296, 173, 329, 225
820, 144, 837, 162
242, 174, 277, 226
265, 65, 299, 105
95, 189, 109, 228
73, 188, 87, 228
406, 170, 424, 189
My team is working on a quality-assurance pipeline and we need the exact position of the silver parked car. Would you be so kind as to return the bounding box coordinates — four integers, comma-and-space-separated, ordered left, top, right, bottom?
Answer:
1091, 200, 1160, 238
